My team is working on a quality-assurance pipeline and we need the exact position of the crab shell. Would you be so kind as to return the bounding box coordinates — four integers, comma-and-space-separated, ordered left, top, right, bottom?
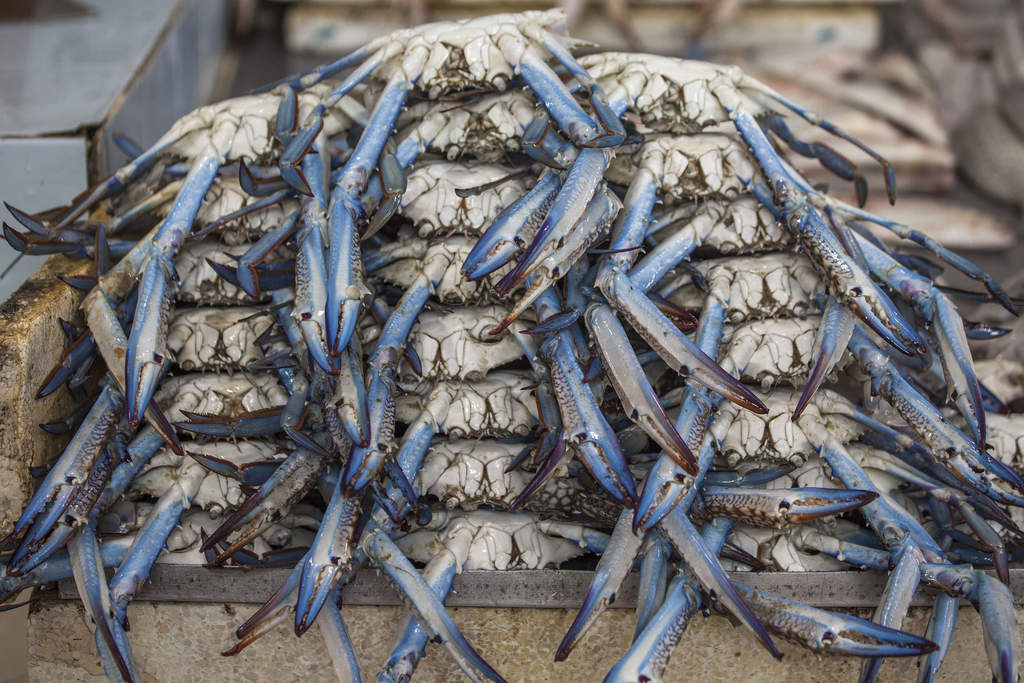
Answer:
409, 90, 538, 162
155, 372, 287, 422
167, 306, 274, 372
401, 162, 531, 237
361, 305, 525, 382
606, 134, 757, 201
359, 10, 578, 97
371, 236, 517, 304
394, 510, 589, 571
395, 371, 538, 438
150, 82, 357, 168
667, 252, 820, 321
417, 439, 574, 511
710, 388, 863, 467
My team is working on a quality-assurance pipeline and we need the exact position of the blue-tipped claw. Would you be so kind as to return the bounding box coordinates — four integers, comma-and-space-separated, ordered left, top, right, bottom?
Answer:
361, 526, 506, 682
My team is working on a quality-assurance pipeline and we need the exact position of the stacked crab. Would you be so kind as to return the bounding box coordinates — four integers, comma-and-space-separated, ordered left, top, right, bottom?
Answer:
3, 10, 1023, 683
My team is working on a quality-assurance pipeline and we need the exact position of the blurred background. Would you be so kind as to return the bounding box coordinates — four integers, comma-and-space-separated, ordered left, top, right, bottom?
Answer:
0, 1, 1021, 681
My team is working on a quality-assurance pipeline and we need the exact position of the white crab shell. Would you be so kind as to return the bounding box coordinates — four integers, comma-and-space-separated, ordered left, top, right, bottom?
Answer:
711, 388, 863, 467
667, 252, 820, 321
403, 90, 537, 161
357, 10, 576, 97
395, 371, 538, 437
167, 306, 273, 371
361, 305, 524, 381
370, 236, 515, 304
155, 372, 287, 422
401, 162, 531, 236
395, 510, 589, 571
580, 52, 770, 133
416, 439, 572, 510
607, 134, 757, 200
147, 82, 357, 169
193, 177, 302, 246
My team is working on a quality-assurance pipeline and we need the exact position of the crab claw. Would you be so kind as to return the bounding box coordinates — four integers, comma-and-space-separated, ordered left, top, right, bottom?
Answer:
918, 592, 958, 683
462, 172, 562, 281
233, 211, 299, 298
341, 355, 398, 496
7, 384, 122, 571
294, 199, 334, 373
794, 296, 853, 421
226, 563, 303, 656
363, 149, 407, 241
601, 268, 767, 414
660, 509, 782, 660
279, 114, 323, 196
854, 234, 987, 448
542, 333, 637, 507
125, 252, 175, 428
332, 340, 370, 447
521, 117, 568, 169
325, 191, 367, 355
202, 447, 327, 564
975, 572, 1021, 683
342, 278, 430, 495
698, 486, 877, 527
37, 329, 97, 399
494, 150, 611, 300
361, 527, 506, 683
186, 450, 281, 487
68, 525, 138, 682
634, 437, 714, 533
730, 582, 937, 658
294, 473, 361, 635
489, 186, 621, 336
556, 510, 644, 661
586, 303, 697, 475
508, 438, 567, 511
176, 407, 284, 438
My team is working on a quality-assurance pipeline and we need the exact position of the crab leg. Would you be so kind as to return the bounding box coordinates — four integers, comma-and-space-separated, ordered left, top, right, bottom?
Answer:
853, 232, 986, 449
294, 470, 362, 634
462, 171, 562, 281
68, 522, 138, 682
6, 382, 122, 569
731, 109, 923, 357
634, 531, 671, 641
341, 274, 430, 495
583, 166, 696, 472
807, 433, 1017, 682
108, 458, 208, 620
694, 485, 877, 527
557, 509, 645, 660
324, 78, 410, 355
536, 288, 637, 507
360, 527, 506, 683
633, 296, 724, 531
125, 146, 227, 426
319, 586, 362, 683
1, 535, 132, 605
378, 517, 474, 682
599, 257, 767, 414
793, 296, 854, 421
608, 517, 935, 682
848, 328, 1024, 493
491, 185, 622, 333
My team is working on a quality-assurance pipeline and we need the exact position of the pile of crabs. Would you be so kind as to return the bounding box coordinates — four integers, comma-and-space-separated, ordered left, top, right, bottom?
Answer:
3, 10, 1023, 682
